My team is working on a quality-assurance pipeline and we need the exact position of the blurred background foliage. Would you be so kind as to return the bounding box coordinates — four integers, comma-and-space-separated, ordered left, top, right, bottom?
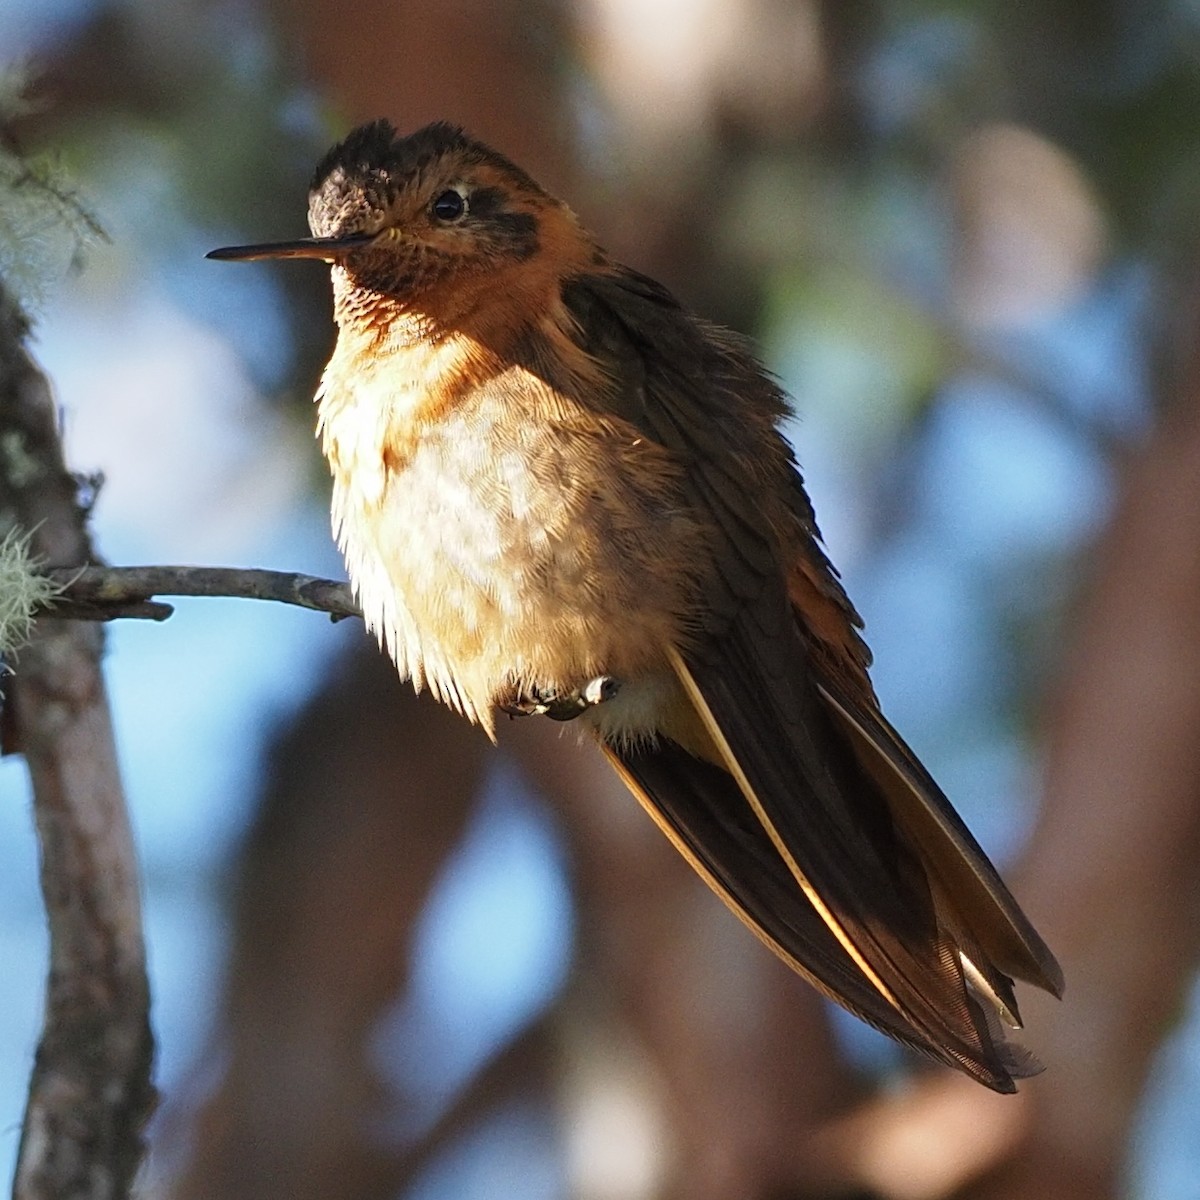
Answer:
2, 1, 1200, 1198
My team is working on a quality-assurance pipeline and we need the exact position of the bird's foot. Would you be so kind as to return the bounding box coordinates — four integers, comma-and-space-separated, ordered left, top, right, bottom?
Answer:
500, 676, 621, 722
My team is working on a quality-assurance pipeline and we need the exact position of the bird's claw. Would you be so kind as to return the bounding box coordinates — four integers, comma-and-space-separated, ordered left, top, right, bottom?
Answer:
500, 675, 621, 721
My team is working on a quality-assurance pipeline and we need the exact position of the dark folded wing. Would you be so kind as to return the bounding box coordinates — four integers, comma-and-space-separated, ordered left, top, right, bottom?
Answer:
560, 266, 1058, 1088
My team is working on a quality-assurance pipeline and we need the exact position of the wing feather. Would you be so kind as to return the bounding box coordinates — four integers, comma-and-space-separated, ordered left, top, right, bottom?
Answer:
556, 266, 1059, 1090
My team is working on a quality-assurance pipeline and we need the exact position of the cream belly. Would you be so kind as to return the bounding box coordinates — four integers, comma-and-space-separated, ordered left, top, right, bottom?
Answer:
321, 366, 706, 736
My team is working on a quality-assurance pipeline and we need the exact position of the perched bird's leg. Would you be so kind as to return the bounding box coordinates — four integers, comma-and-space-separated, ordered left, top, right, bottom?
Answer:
500, 675, 622, 721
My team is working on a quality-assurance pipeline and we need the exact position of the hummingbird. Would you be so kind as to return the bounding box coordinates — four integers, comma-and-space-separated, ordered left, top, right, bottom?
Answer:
209, 118, 1062, 1091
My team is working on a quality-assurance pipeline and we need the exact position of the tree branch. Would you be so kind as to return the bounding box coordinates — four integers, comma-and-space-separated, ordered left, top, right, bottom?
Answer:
41, 565, 361, 623
0, 281, 155, 1200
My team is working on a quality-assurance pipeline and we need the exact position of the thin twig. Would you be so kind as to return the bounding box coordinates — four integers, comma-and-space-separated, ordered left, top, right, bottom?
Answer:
0, 282, 155, 1200
42, 565, 361, 622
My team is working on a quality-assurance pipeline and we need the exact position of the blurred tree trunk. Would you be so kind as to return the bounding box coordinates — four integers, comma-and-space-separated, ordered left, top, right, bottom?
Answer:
803, 279, 1200, 1200
968, 273, 1200, 1198
169, 647, 493, 1200
0, 283, 154, 1200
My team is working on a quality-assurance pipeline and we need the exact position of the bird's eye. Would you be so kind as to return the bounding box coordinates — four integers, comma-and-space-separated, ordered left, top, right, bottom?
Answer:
431, 190, 467, 222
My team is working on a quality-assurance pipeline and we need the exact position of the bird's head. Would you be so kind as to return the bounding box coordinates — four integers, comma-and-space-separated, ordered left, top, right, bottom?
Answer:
209, 120, 595, 326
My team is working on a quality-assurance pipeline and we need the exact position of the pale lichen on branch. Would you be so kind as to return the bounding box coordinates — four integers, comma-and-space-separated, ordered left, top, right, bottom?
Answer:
0, 525, 62, 651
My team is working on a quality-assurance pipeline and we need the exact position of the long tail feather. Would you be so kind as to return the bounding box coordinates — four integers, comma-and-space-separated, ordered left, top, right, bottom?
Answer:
817, 680, 1063, 998
657, 640, 1044, 1091
605, 729, 1035, 1091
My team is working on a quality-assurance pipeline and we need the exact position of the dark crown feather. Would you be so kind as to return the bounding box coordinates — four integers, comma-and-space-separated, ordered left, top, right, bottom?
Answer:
310, 119, 547, 199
